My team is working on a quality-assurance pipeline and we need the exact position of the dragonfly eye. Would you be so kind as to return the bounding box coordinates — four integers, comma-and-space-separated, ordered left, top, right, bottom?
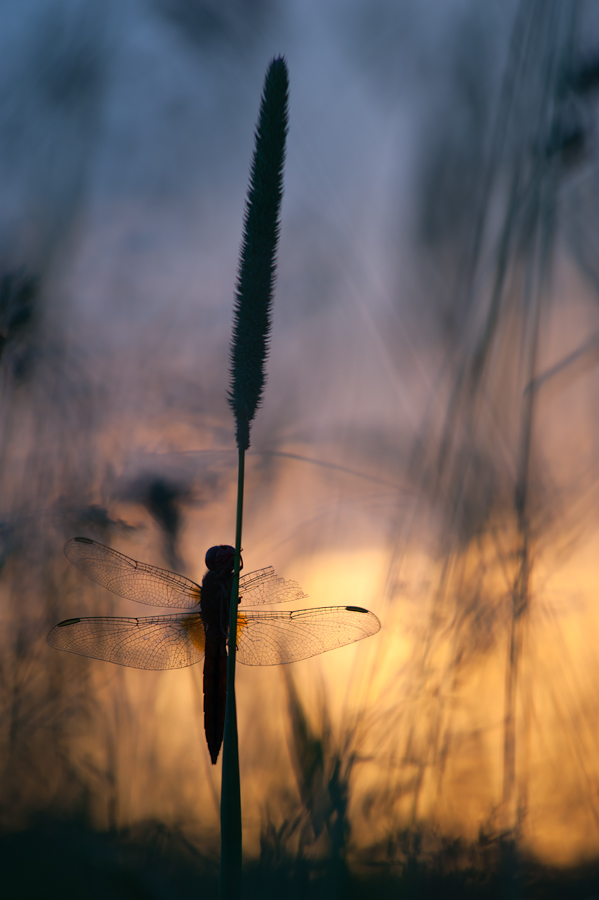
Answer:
205, 544, 238, 572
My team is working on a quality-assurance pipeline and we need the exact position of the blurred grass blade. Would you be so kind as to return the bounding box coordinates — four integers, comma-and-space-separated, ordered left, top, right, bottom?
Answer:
220, 56, 289, 900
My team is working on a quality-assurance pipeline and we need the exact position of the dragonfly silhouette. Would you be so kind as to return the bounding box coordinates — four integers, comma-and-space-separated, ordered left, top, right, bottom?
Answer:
48, 537, 381, 763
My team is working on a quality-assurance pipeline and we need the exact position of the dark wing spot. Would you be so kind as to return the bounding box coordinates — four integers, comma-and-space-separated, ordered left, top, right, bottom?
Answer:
345, 606, 368, 613
74, 537, 94, 544
57, 618, 81, 626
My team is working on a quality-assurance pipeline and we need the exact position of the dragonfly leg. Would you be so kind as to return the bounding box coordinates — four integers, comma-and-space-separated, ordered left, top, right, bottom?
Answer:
220, 600, 229, 637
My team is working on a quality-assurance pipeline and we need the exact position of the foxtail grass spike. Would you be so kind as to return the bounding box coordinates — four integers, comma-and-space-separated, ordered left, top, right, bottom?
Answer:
228, 56, 289, 451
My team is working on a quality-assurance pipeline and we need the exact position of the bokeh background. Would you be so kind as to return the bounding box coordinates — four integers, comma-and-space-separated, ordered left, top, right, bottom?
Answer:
3, 0, 599, 893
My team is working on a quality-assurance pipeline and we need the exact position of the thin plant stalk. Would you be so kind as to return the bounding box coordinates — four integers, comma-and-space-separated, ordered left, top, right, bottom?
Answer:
220, 446, 244, 898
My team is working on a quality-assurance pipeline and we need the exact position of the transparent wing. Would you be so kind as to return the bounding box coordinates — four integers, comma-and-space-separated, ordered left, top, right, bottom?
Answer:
47, 612, 206, 670
64, 538, 201, 609
236, 606, 381, 665
48, 604, 381, 670
239, 566, 307, 607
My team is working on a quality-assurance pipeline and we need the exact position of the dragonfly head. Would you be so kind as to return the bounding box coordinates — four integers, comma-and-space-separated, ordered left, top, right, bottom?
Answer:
205, 544, 240, 574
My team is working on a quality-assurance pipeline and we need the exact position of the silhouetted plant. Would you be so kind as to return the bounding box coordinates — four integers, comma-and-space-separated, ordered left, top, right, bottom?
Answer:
220, 55, 289, 900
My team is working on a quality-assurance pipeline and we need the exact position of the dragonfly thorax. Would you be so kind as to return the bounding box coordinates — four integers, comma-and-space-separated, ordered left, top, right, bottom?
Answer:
200, 569, 233, 634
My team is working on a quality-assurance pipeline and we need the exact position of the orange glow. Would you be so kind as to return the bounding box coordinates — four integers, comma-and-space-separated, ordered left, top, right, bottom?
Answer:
181, 613, 206, 655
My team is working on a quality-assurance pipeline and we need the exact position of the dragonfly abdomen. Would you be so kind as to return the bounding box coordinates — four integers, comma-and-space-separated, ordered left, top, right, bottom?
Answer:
200, 565, 234, 764
203, 632, 227, 765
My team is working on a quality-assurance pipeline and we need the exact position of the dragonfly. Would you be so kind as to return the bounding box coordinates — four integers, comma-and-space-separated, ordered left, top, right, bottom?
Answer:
48, 537, 381, 764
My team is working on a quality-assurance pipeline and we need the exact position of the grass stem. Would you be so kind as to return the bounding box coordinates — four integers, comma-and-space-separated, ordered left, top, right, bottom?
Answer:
219, 447, 245, 898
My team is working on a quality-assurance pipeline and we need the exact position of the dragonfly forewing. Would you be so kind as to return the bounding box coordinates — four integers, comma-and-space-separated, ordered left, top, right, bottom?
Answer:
64, 538, 304, 610
47, 613, 206, 670
239, 567, 307, 607
236, 606, 381, 666
64, 538, 201, 609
